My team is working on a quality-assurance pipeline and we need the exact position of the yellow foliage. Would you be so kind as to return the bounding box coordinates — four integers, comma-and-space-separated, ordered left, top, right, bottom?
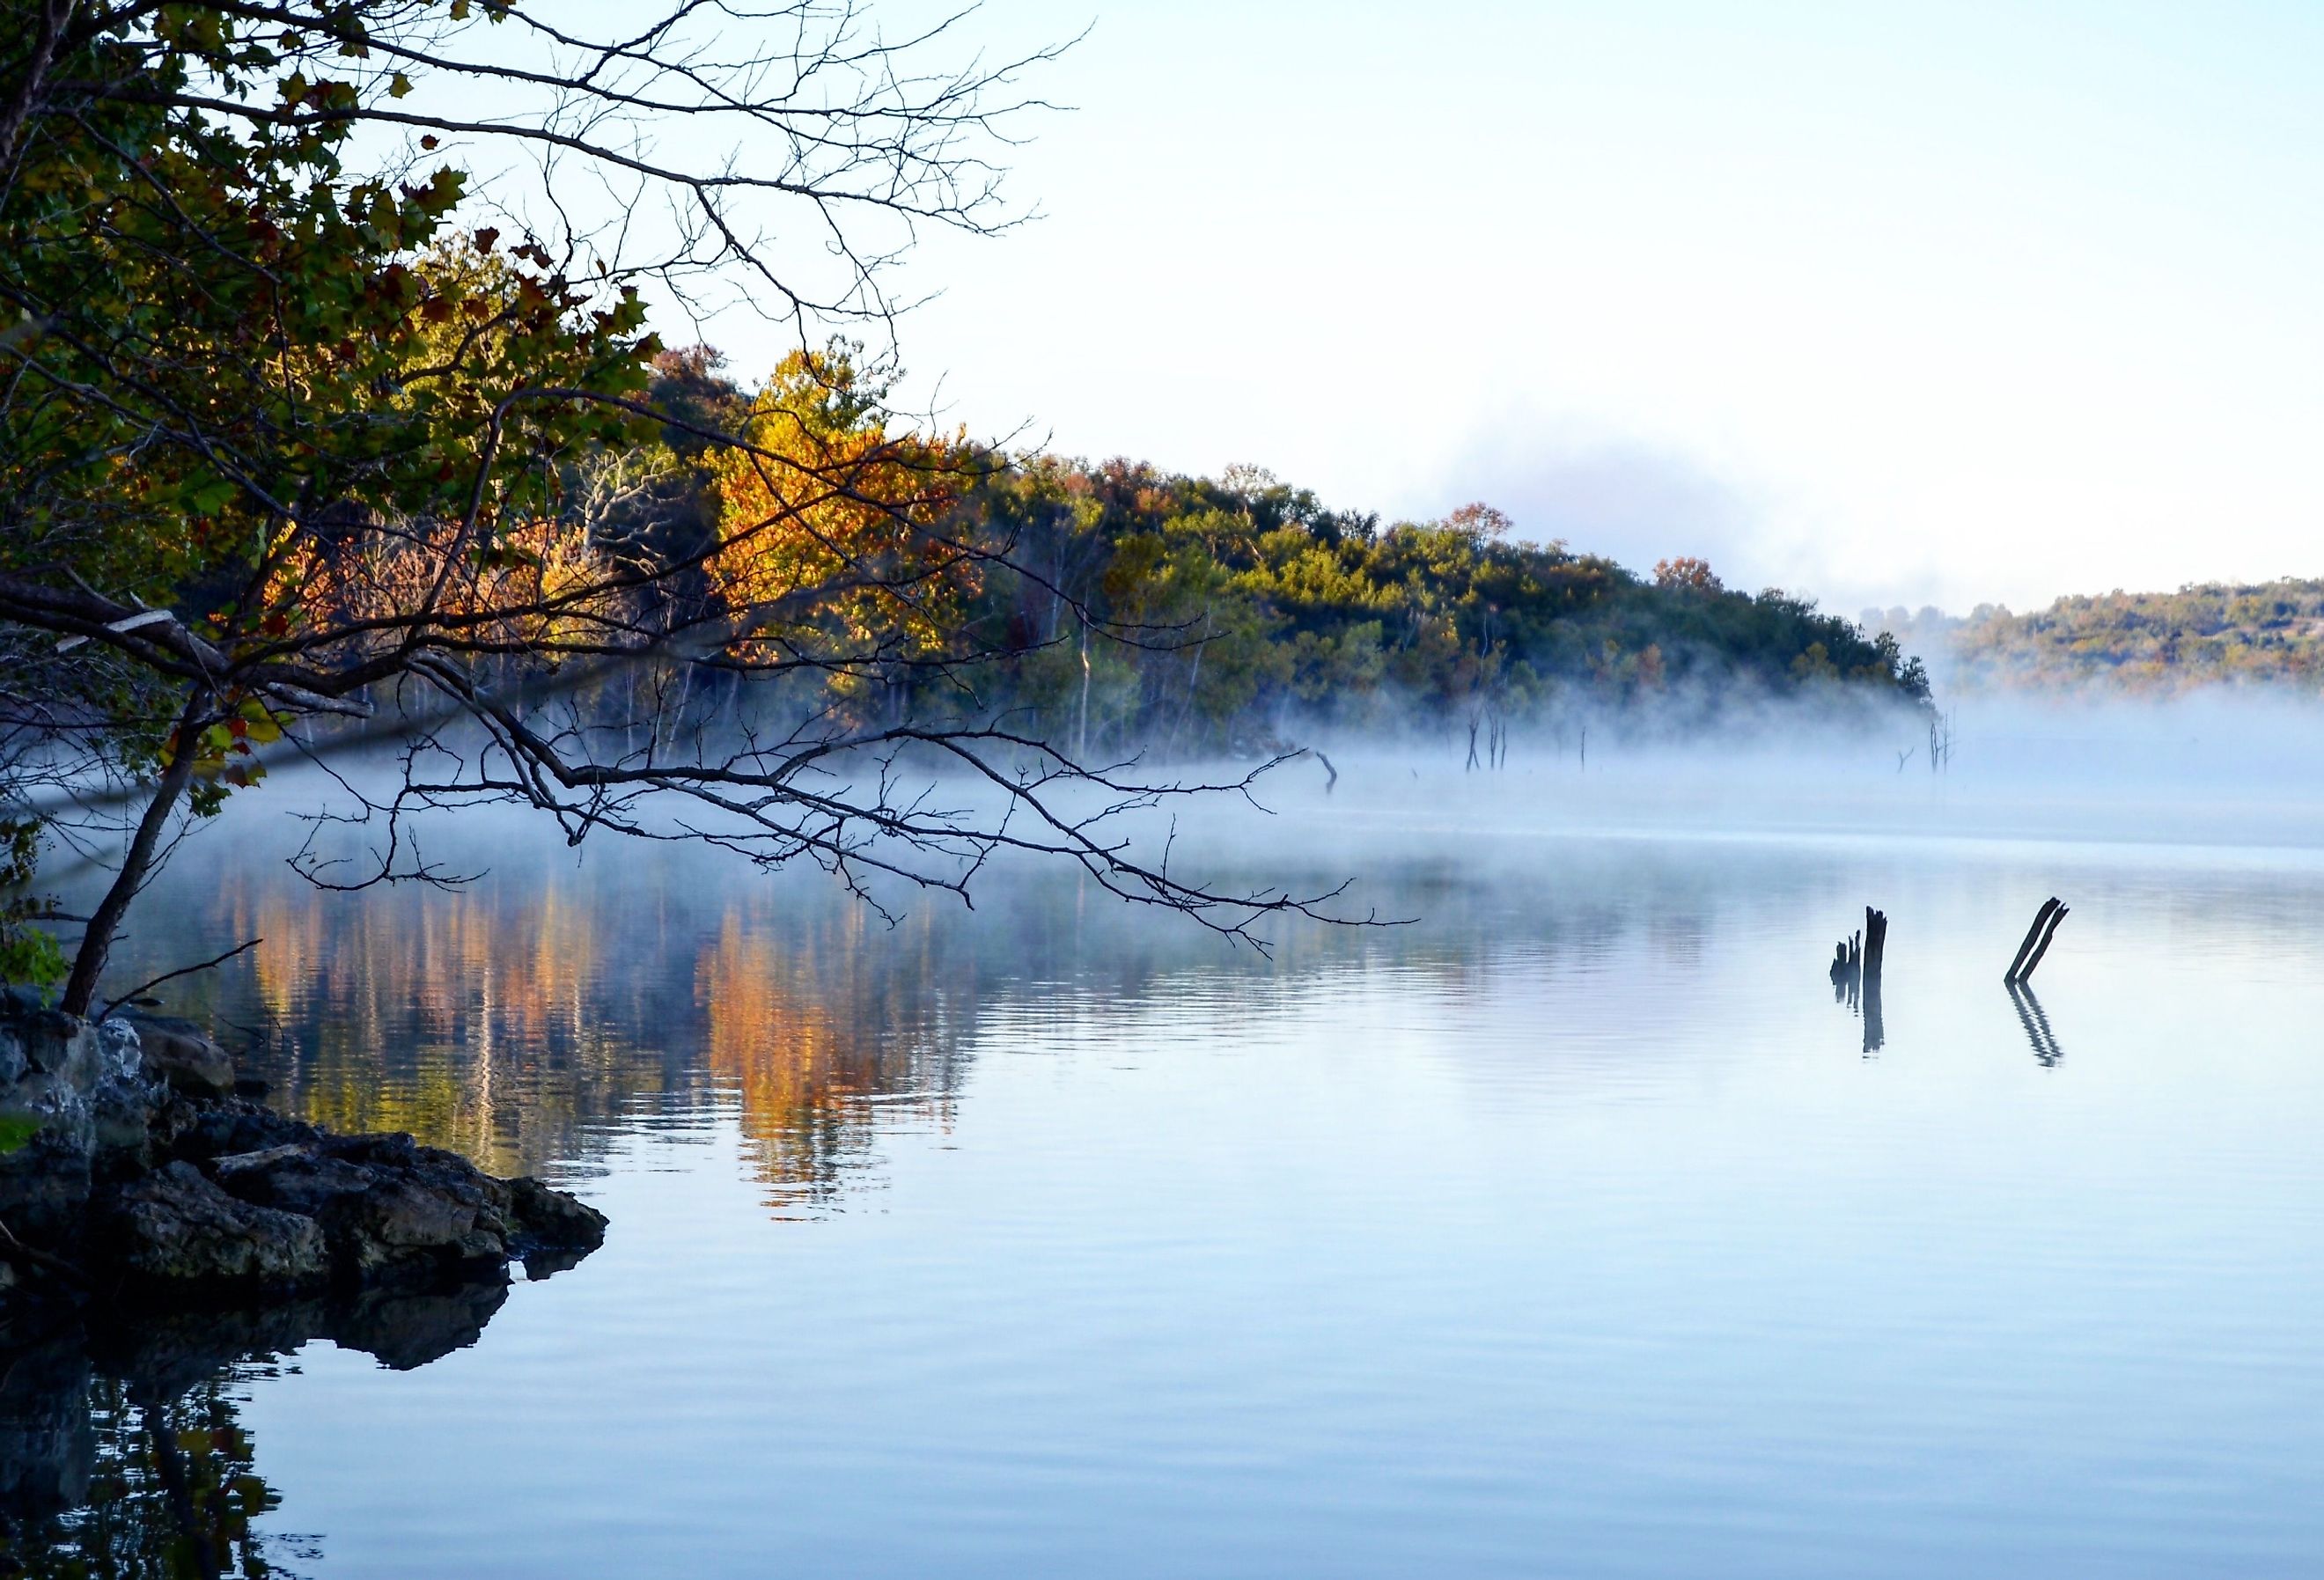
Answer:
706, 349, 981, 662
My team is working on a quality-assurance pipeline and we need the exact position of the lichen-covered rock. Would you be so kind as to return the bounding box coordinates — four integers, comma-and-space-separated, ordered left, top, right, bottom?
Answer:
0, 1007, 164, 1238
89, 1021, 164, 1178
156, 1095, 321, 1165
121, 1015, 234, 1100
205, 1134, 602, 1289
101, 1162, 328, 1292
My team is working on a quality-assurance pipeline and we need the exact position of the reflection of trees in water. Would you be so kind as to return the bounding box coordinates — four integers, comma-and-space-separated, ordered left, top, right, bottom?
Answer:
0, 1283, 508, 1576
99, 828, 1838, 1208
4, 1374, 296, 1579
696, 907, 968, 1212
108, 855, 992, 1200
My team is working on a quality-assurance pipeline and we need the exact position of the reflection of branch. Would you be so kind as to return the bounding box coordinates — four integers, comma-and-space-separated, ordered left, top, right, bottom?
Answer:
2007, 981, 2065, 1067
0, 1211, 87, 1288
100, 937, 261, 1019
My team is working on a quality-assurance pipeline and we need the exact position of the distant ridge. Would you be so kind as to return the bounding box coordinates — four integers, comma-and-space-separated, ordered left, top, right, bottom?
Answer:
1866, 578, 2324, 694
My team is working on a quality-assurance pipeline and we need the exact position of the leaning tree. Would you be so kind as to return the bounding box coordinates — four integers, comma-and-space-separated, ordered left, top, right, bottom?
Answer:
0, 0, 1349, 1018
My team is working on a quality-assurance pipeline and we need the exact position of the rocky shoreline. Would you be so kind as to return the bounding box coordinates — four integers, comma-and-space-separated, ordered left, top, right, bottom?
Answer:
0, 991, 606, 1313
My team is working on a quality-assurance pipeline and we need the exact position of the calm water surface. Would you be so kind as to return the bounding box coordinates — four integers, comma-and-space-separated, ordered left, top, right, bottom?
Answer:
12, 768, 2324, 1576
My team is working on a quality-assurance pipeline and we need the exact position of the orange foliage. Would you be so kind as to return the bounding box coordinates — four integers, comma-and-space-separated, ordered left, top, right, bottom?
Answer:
705, 348, 982, 664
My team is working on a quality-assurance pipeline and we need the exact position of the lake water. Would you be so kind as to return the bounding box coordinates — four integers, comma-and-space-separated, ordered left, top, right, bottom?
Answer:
11, 757, 2324, 1576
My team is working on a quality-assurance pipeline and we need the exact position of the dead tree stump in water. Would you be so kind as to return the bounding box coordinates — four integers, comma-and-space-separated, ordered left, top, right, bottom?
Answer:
1860, 907, 1888, 1053
2019, 902, 2069, 983
2004, 898, 2068, 985
1827, 909, 1888, 1050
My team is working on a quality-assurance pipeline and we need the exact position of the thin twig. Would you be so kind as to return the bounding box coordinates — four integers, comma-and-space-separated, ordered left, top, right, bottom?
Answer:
99, 937, 261, 1020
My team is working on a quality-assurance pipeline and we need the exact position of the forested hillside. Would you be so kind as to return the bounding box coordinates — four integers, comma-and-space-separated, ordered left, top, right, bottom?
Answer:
644, 346, 1932, 756
1923, 581, 2324, 693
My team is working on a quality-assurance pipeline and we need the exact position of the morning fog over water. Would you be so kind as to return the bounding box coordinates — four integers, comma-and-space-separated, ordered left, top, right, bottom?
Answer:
12, 712, 2324, 1578
13, 3, 2324, 1572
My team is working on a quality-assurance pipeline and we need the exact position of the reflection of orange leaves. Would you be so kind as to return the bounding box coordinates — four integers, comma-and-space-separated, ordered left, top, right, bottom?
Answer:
696, 913, 873, 1164
155, 860, 966, 1203
239, 878, 603, 1173
695, 906, 955, 1200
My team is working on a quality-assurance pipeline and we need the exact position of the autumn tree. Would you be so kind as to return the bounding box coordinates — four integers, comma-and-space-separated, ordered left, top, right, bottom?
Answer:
1654, 557, 1723, 592
703, 343, 986, 722
0, 1, 1347, 1016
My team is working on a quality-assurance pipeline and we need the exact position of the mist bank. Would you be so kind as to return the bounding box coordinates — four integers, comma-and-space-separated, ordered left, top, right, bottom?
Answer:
1121, 691, 2324, 878
186, 687, 2324, 953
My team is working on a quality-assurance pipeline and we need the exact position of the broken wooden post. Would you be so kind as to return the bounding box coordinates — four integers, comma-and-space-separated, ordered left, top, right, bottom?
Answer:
2004, 898, 2061, 984
1828, 931, 1859, 1003
1860, 907, 1888, 1053
2018, 902, 2069, 984
1828, 912, 1886, 1018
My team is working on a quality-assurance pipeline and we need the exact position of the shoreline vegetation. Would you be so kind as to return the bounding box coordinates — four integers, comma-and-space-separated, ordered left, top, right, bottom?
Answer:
606, 346, 1940, 761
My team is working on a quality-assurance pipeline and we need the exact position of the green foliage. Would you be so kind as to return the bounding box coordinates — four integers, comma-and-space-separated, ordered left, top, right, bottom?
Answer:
1945, 579, 2324, 694
0, 816, 66, 992
0, 1113, 42, 1156
1, 0, 659, 687
940, 459, 1931, 754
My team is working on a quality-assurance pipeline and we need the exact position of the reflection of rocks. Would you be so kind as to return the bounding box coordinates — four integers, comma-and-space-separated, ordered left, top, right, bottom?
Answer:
0, 1334, 93, 1523
0, 1275, 526, 1566
85, 1279, 511, 1391
0, 997, 606, 1309
325, 1279, 510, 1371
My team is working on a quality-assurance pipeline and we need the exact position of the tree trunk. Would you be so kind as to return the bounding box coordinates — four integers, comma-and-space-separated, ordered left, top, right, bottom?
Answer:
60, 690, 209, 1017
1076, 617, 1092, 760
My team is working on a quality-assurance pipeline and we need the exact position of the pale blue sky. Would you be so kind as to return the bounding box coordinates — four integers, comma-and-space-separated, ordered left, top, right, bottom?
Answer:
697, 1, 2324, 614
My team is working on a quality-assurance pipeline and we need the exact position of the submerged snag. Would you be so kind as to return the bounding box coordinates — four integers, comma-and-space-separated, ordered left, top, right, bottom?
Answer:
1861, 907, 1888, 1053
2004, 899, 2069, 986
1828, 908, 1889, 1053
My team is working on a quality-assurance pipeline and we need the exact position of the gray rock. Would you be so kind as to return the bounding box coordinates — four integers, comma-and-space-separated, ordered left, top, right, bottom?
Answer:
123, 1015, 233, 1099
102, 1162, 327, 1292
212, 1135, 511, 1286
94, 1019, 142, 1082
157, 1095, 321, 1164
87, 1020, 163, 1178
0, 999, 606, 1309
508, 1176, 608, 1253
